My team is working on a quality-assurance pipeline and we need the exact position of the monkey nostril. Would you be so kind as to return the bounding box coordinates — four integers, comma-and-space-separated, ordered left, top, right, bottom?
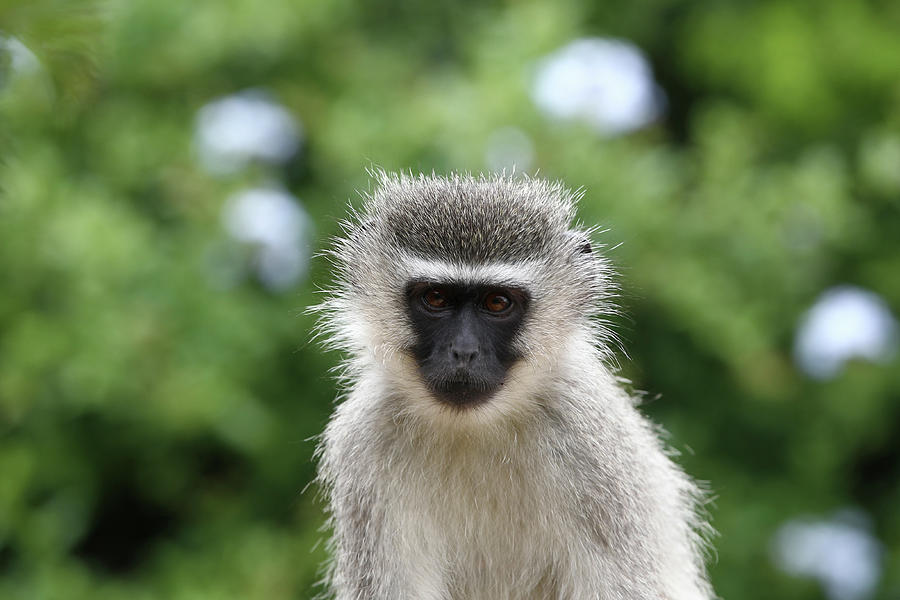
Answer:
451, 348, 479, 364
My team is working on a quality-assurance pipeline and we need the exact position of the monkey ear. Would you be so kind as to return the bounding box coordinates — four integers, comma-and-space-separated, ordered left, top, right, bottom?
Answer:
568, 232, 593, 255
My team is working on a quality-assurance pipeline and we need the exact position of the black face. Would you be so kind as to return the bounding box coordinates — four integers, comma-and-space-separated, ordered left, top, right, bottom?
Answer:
405, 281, 529, 408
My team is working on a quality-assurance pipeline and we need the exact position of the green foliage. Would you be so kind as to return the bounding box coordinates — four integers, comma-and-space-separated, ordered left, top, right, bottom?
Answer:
1, 0, 898, 598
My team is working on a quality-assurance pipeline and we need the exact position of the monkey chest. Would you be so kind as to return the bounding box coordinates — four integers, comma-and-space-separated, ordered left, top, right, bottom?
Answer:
388, 455, 572, 598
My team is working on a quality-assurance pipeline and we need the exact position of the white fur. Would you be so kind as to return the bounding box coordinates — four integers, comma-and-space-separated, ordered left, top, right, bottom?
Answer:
399, 254, 540, 290
318, 336, 714, 600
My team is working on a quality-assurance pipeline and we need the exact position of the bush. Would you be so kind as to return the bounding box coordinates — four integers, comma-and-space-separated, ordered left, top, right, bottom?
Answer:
1, 0, 898, 597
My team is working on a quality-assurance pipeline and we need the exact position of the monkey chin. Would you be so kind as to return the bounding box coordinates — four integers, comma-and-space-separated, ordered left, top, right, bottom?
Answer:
382, 352, 545, 430
429, 363, 547, 429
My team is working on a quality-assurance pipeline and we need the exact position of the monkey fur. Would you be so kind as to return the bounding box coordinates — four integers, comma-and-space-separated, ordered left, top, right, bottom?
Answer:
314, 172, 714, 600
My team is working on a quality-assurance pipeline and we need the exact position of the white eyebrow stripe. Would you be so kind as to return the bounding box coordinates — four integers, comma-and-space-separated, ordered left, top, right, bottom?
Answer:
400, 255, 538, 289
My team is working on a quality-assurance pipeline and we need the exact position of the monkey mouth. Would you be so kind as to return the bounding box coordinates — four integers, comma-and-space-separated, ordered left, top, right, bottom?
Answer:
429, 376, 498, 407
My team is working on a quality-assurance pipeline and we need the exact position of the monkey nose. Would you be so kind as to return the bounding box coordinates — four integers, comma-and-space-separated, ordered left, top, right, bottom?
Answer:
451, 346, 479, 365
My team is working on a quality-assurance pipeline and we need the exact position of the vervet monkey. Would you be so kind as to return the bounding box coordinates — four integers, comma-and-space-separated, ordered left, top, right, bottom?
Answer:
315, 172, 714, 600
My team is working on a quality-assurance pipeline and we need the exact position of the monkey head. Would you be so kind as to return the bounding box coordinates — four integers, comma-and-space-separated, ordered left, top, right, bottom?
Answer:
317, 172, 615, 423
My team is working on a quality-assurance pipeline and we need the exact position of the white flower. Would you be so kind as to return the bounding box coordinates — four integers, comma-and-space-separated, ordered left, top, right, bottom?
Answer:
532, 38, 664, 136
195, 90, 302, 175
222, 187, 312, 291
0, 35, 41, 84
794, 286, 898, 379
772, 510, 882, 600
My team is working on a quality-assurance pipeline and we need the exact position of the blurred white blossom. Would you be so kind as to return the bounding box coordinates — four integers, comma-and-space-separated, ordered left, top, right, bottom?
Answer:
532, 38, 664, 136
222, 187, 312, 291
484, 127, 535, 173
0, 35, 41, 83
195, 89, 302, 175
794, 286, 898, 379
772, 510, 883, 600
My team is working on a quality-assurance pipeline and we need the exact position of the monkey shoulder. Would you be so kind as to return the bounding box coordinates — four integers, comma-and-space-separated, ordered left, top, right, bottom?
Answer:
537, 384, 699, 531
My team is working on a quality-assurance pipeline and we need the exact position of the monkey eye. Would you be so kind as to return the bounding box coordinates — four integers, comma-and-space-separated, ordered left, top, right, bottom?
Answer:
422, 288, 450, 309
483, 292, 512, 314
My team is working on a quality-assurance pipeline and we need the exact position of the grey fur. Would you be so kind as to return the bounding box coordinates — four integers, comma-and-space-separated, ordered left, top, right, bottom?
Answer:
314, 172, 715, 600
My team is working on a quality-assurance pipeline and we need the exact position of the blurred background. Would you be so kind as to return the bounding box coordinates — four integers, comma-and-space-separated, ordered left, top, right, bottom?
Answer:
1, 0, 899, 598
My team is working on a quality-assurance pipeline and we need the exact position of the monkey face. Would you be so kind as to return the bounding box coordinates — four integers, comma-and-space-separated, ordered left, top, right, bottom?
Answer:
405, 281, 529, 407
